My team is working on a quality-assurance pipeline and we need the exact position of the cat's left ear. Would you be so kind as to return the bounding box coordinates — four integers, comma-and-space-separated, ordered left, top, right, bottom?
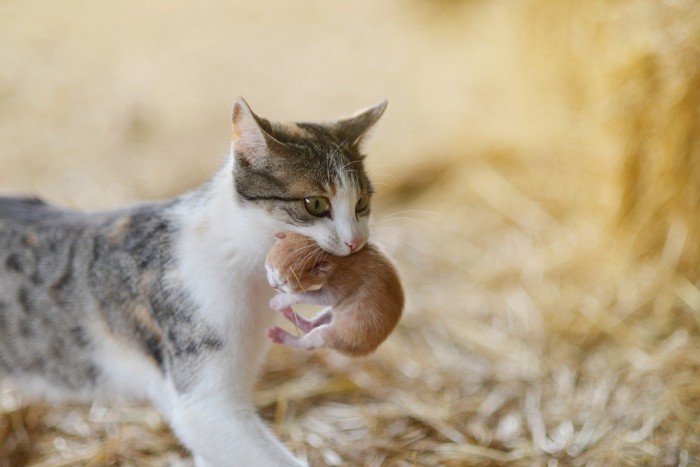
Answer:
332, 100, 388, 148
231, 97, 285, 166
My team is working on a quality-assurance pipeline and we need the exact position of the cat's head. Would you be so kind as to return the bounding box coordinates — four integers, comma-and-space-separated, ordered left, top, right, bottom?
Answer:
231, 97, 386, 256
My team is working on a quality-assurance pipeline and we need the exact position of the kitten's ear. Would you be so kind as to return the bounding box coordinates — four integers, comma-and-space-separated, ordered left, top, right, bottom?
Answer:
312, 261, 334, 276
332, 100, 388, 148
274, 232, 287, 240
231, 97, 283, 165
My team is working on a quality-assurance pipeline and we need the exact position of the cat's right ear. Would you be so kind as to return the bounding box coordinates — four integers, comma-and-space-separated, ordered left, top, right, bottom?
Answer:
332, 100, 388, 148
232, 97, 281, 166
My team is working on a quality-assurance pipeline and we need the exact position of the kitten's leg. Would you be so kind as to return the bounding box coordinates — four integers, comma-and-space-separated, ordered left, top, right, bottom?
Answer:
281, 306, 332, 333
269, 289, 333, 310
268, 324, 329, 351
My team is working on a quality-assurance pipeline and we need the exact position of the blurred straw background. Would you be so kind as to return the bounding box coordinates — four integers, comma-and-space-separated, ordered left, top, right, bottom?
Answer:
1, 0, 700, 465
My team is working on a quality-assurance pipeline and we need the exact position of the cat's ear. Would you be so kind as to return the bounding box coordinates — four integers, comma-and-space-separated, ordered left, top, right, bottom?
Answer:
332, 100, 388, 148
231, 97, 284, 165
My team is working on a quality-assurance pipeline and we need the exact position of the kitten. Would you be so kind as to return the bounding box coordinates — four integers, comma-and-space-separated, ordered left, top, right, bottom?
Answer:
0, 97, 386, 467
265, 232, 404, 356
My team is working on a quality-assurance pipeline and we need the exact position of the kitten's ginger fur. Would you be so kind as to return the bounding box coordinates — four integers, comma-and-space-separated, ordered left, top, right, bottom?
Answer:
265, 232, 403, 356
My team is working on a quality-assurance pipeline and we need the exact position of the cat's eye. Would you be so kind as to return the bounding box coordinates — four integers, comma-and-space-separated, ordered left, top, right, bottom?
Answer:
355, 192, 370, 213
304, 196, 331, 217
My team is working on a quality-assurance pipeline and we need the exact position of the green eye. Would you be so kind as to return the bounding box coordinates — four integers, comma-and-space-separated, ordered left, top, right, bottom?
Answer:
355, 192, 370, 213
304, 196, 331, 217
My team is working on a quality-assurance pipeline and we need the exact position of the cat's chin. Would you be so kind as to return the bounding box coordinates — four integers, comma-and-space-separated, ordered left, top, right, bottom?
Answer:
327, 241, 367, 257
320, 245, 351, 257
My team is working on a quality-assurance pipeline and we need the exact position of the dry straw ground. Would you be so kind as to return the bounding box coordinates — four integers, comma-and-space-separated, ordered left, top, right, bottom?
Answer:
1, 0, 699, 465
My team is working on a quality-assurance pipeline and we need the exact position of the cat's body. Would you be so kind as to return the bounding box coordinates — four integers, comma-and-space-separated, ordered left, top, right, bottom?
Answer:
0, 97, 387, 466
265, 233, 403, 356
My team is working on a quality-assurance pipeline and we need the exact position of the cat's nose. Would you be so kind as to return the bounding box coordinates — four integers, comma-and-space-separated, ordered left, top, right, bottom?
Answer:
346, 238, 364, 253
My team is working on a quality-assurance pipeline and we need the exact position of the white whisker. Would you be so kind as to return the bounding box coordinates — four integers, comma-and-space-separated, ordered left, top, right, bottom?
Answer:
379, 209, 439, 217
371, 216, 429, 227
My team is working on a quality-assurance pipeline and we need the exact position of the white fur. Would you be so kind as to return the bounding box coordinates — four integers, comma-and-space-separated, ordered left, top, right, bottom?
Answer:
155, 157, 305, 466
293, 172, 369, 256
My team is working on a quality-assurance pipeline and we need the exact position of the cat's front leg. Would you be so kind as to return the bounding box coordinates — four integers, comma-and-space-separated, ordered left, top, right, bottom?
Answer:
167, 370, 307, 467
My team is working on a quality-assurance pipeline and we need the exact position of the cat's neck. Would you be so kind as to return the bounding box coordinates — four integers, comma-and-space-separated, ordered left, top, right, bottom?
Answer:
175, 156, 279, 273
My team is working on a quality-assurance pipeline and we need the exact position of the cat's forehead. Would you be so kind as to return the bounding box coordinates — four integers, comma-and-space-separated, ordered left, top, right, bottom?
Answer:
271, 122, 368, 188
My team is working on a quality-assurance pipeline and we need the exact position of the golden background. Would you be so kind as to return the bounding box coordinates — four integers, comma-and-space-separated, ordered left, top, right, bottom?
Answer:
1, 0, 699, 465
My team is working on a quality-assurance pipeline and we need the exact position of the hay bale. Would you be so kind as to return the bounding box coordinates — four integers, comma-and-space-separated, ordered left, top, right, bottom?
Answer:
522, 0, 700, 276
613, 4, 700, 276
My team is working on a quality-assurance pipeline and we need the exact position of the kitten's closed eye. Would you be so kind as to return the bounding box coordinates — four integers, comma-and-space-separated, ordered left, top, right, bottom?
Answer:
312, 261, 334, 276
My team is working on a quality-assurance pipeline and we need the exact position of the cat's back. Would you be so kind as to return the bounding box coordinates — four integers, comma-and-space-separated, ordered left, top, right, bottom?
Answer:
0, 195, 183, 394
0, 196, 52, 223
0, 195, 95, 231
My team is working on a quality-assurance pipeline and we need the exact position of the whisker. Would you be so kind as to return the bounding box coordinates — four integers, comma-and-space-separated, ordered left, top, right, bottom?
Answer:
379, 209, 439, 217
287, 246, 322, 272
291, 309, 302, 337
287, 243, 320, 257
289, 267, 306, 294
341, 159, 363, 171
370, 229, 433, 255
330, 137, 350, 159
368, 162, 402, 170
297, 244, 325, 273
372, 226, 412, 234
371, 216, 430, 227
369, 172, 397, 181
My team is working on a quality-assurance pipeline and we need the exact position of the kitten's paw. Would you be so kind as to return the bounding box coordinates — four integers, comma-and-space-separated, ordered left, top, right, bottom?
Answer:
270, 293, 292, 311
282, 307, 316, 333
267, 326, 289, 344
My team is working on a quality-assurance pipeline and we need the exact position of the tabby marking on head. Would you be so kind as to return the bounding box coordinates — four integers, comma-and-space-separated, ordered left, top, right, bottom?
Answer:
231, 97, 386, 256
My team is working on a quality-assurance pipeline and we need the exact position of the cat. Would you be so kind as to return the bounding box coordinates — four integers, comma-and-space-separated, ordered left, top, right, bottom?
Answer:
0, 96, 386, 467
264, 232, 403, 356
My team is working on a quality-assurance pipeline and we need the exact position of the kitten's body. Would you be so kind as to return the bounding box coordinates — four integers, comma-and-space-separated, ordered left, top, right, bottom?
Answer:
0, 97, 387, 466
265, 233, 403, 356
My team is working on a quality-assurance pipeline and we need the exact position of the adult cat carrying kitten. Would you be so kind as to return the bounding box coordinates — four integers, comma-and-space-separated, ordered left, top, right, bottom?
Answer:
0, 97, 386, 466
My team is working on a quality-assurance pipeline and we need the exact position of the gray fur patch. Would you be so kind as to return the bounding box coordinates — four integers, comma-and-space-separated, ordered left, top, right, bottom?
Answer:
0, 196, 222, 393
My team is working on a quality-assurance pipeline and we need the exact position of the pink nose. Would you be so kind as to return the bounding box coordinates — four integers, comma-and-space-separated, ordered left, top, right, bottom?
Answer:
346, 239, 363, 253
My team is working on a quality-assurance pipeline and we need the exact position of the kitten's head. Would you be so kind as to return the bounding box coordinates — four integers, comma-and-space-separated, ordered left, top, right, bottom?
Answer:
231, 97, 386, 256
264, 232, 334, 293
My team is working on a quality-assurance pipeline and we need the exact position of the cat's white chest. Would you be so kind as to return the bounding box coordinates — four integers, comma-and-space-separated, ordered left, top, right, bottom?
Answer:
173, 191, 281, 372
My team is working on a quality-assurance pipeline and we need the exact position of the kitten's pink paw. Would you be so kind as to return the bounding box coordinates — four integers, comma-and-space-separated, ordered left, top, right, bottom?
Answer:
269, 294, 291, 311
267, 326, 288, 344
